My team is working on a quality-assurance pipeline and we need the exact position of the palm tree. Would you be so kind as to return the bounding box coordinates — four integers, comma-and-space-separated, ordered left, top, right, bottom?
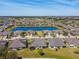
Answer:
26, 40, 28, 48
51, 33, 56, 37
27, 38, 32, 48
45, 39, 49, 47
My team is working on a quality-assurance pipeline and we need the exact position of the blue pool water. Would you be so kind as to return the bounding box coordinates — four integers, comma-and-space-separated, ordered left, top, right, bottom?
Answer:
12, 27, 58, 32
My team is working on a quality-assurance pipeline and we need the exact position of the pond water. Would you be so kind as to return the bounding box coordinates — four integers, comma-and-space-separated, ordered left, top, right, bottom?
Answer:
12, 27, 58, 32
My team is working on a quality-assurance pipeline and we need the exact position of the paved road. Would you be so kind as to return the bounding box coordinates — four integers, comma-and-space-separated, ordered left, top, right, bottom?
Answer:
23, 58, 56, 59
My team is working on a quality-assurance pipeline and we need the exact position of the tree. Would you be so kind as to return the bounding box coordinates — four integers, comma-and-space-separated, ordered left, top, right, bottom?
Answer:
55, 48, 58, 51
45, 39, 49, 47
5, 41, 9, 47
63, 31, 68, 36
6, 35, 11, 39
10, 32, 14, 37
26, 40, 28, 48
0, 46, 8, 59
51, 33, 56, 37
6, 51, 17, 59
20, 32, 26, 37
37, 49, 44, 56
0, 47, 5, 56
34, 31, 37, 36
64, 41, 67, 44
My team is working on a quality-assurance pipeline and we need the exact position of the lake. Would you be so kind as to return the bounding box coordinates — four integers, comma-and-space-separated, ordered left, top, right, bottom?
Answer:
12, 27, 58, 32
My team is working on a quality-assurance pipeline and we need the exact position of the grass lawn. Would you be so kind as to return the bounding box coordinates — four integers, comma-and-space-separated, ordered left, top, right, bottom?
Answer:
36, 31, 43, 37
17, 48, 79, 59
0, 57, 5, 59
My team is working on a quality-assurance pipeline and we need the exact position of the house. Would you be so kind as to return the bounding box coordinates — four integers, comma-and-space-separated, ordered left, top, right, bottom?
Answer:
9, 39, 26, 50
30, 39, 47, 49
63, 38, 79, 48
0, 31, 10, 36
0, 28, 3, 32
48, 38, 66, 48
20, 39, 28, 48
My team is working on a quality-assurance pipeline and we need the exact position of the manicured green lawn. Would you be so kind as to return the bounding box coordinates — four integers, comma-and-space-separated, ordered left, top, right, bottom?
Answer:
17, 48, 79, 59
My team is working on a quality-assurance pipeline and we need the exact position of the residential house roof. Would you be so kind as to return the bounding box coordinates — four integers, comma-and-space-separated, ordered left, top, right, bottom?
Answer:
64, 38, 79, 46
9, 39, 26, 49
0, 40, 7, 46
48, 38, 65, 47
30, 39, 46, 48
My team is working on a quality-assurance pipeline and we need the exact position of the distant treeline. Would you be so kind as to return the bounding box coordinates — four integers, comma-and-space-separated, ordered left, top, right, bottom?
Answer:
0, 16, 79, 20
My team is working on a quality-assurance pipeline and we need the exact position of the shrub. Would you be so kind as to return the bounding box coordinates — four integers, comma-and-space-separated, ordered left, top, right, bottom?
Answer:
37, 49, 45, 56
74, 51, 79, 54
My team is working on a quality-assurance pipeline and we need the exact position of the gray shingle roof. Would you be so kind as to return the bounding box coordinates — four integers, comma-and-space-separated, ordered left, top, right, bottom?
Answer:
0, 31, 9, 36
48, 38, 65, 47
19, 39, 27, 45
9, 39, 26, 49
30, 39, 46, 47
64, 38, 79, 46
0, 40, 7, 46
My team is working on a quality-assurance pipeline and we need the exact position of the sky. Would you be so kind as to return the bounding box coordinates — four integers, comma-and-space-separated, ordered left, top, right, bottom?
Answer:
0, 0, 79, 16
